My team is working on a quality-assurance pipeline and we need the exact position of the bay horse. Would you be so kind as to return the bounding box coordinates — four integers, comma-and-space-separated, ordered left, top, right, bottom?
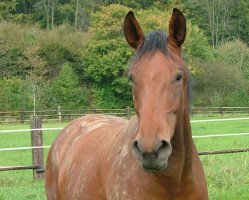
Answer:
45, 8, 208, 200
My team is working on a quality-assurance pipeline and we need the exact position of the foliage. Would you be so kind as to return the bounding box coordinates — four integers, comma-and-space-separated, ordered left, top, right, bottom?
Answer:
184, 0, 249, 45
0, 21, 88, 79
48, 63, 88, 109
193, 60, 249, 106
214, 40, 249, 79
0, 22, 29, 78
0, 0, 17, 21
81, 4, 132, 108
0, 77, 29, 111
37, 25, 88, 79
0, 21, 88, 110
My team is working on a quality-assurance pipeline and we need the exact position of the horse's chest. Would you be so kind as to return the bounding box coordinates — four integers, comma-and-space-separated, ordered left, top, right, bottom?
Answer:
106, 171, 173, 200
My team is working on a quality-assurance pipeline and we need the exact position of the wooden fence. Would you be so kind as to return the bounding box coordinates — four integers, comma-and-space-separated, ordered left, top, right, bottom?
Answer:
1, 107, 249, 123
0, 107, 134, 123
0, 116, 45, 180
192, 106, 249, 115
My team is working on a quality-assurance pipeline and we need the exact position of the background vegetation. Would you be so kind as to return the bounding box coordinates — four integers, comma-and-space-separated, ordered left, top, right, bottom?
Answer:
0, 0, 249, 111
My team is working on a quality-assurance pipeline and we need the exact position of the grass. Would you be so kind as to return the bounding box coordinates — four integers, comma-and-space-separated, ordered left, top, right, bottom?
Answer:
192, 114, 249, 199
0, 122, 67, 200
0, 114, 249, 199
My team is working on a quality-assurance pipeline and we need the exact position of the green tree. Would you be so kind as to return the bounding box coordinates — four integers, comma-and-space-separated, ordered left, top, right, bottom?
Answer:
48, 63, 87, 109
38, 24, 87, 79
184, 0, 249, 46
0, 77, 29, 111
0, 22, 30, 78
81, 4, 132, 108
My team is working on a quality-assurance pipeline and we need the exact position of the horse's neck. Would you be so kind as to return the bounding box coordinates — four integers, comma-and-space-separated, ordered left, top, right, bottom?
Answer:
160, 109, 193, 187
181, 110, 194, 177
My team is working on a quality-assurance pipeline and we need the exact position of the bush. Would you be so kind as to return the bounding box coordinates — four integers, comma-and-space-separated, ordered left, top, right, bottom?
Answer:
0, 77, 29, 111
193, 59, 248, 106
214, 40, 249, 79
223, 90, 249, 107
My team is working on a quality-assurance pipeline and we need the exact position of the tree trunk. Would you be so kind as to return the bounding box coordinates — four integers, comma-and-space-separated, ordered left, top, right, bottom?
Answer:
215, 0, 220, 46
43, 0, 50, 30
205, 1, 215, 48
75, 0, 79, 31
51, 0, 55, 29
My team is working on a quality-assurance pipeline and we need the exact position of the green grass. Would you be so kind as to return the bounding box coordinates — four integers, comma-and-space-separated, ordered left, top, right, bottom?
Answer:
0, 115, 249, 199
0, 122, 68, 200
192, 115, 249, 199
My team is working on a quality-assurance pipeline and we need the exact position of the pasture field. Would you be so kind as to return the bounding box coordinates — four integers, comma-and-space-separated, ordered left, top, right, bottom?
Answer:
0, 114, 249, 200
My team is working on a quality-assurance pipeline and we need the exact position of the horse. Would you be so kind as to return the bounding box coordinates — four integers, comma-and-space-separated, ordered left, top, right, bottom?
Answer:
45, 8, 208, 200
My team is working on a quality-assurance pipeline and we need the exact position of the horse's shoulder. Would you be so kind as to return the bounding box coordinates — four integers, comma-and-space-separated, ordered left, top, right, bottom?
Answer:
54, 114, 128, 141
49, 114, 129, 165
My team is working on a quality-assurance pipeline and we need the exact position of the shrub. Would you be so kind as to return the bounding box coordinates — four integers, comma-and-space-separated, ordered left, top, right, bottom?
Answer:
214, 40, 249, 79
0, 77, 29, 111
193, 60, 248, 106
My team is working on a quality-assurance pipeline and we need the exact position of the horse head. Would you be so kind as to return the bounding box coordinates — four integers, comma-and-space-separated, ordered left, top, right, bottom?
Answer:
124, 8, 190, 172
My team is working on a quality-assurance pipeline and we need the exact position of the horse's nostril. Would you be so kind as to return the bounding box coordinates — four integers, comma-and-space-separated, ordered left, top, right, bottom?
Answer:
155, 140, 172, 155
132, 140, 143, 154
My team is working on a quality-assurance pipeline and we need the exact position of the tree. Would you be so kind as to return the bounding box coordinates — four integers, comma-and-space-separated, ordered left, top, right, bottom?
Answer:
0, 77, 29, 111
0, 22, 31, 78
184, 0, 249, 46
49, 63, 87, 109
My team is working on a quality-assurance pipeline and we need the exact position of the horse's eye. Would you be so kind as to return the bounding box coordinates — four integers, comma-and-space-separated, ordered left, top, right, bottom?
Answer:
176, 73, 183, 82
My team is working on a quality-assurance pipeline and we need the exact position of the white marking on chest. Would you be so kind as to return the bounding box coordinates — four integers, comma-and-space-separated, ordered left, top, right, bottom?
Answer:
120, 145, 129, 160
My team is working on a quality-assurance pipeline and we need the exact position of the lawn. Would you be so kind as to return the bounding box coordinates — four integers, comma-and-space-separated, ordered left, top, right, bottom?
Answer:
0, 114, 249, 200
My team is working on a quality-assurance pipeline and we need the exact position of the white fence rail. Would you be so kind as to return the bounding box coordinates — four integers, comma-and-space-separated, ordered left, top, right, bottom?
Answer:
0, 127, 62, 134
0, 117, 248, 151
1, 117, 249, 134
1, 132, 249, 151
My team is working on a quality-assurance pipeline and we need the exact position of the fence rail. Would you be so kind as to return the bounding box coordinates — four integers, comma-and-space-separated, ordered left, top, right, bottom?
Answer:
1, 106, 249, 123
0, 165, 41, 171
199, 148, 249, 155
0, 107, 134, 123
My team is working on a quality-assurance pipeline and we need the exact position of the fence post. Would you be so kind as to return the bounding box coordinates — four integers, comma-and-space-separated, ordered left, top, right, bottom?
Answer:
126, 106, 131, 120
220, 107, 223, 116
30, 115, 44, 180
58, 106, 62, 123
20, 110, 24, 124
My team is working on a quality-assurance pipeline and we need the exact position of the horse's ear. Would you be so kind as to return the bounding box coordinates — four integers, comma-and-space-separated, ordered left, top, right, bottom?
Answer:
168, 8, 186, 48
124, 11, 144, 49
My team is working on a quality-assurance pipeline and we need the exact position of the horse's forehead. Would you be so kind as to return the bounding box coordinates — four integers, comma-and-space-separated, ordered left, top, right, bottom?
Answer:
131, 51, 180, 78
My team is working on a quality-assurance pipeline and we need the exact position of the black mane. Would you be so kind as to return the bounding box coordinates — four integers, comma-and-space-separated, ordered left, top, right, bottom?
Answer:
132, 30, 168, 64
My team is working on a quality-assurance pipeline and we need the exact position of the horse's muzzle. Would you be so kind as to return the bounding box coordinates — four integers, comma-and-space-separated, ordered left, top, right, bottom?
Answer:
132, 140, 172, 172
